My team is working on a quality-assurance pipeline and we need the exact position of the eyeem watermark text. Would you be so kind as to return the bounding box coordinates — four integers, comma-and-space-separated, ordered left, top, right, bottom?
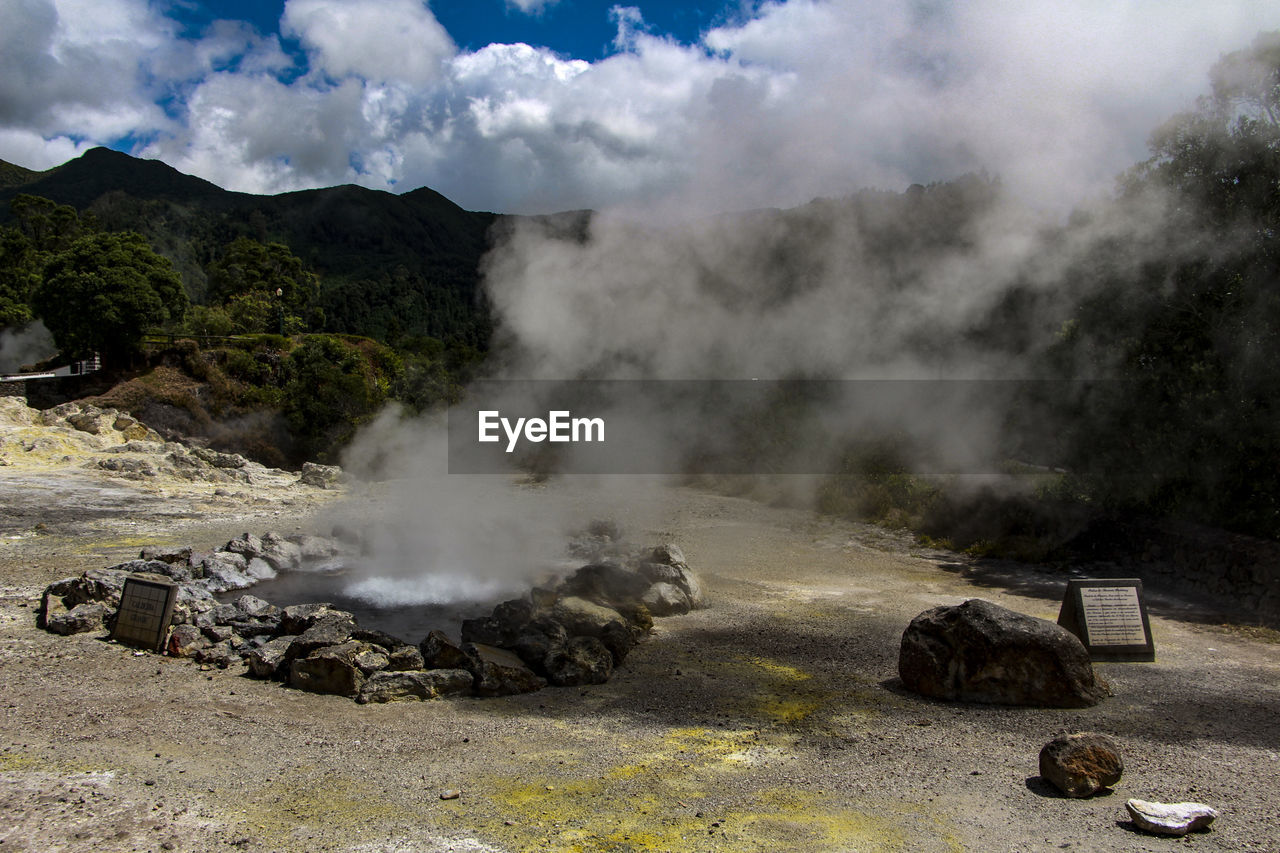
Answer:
478, 410, 605, 452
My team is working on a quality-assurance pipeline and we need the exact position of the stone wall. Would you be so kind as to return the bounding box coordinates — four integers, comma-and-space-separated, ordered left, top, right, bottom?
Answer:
1080, 518, 1280, 627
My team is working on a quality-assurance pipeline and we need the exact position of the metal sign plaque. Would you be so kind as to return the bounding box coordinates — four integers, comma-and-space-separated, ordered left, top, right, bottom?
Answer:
1057, 578, 1155, 662
112, 574, 178, 652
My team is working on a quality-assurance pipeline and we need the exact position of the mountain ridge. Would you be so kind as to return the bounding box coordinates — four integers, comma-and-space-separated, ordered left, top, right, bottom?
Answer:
0, 148, 505, 345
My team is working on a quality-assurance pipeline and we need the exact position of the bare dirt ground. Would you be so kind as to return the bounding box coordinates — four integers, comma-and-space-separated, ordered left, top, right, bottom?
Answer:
2, 401, 1279, 852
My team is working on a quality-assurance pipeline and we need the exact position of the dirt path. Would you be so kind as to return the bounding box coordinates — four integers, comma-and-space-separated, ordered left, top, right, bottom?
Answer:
1, 452, 1278, 851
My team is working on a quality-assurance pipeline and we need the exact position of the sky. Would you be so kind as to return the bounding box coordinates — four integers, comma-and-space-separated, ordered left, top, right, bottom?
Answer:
2, 0, 1279, 215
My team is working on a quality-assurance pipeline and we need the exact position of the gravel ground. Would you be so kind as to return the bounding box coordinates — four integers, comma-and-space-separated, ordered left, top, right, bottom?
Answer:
1, 430, 1278, 852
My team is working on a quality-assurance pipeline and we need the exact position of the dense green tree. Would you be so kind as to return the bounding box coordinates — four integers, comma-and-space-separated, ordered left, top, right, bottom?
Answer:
1047, 30, 1280, 536
33, 231, 187, 364
0, 195, 90, 328
208, 237, 320, 334
282, 335, 398, 461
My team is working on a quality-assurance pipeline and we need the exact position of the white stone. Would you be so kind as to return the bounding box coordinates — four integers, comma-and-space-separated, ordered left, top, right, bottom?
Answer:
1125, 799, 1218, 836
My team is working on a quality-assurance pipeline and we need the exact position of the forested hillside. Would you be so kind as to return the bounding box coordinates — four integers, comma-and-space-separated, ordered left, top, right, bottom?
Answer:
0, 147, 497, 346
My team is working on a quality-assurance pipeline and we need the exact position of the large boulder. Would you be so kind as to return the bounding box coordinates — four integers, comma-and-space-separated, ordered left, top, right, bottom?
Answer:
637, 562, 704, 609
279, 603, 348, 635
544, 636, 614, 686
356, 668, 474, 703
1039, 733, 1124, 798
247, 635, 298, 679
259, 532, 303, 571
558, 563, 652, 608
420, 630, 475, 670
289, 641, 377, 697
464, 643, 546, 696
358, 671, 440, 703
641, 582, 691, 616
198, 552, 255, 592
898, 599, 1109, 708
508, 617, 568, 674
551, 596, 627, 639
287, 613, 357, 660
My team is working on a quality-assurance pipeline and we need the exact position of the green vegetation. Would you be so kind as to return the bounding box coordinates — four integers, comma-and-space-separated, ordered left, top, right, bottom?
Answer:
33, 231, 187, 364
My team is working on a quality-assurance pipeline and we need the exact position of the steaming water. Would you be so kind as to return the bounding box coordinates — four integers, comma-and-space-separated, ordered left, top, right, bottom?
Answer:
219, 566, 506, 644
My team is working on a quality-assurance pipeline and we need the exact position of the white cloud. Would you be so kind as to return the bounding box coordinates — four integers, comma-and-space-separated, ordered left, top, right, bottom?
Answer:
4, 0, 1280, 213
506, 0, 562, 14
282, 0, 455, 86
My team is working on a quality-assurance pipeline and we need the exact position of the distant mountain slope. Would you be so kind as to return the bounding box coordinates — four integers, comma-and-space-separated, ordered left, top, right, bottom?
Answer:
0, 159, 42, 188
0, 148, 501, 345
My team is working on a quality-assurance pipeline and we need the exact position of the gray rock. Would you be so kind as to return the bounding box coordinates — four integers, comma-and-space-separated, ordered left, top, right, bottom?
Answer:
386, 646, 425, 671
551, 596, 627, 639
300, 462, 343, 489
353, 646, 390, 676
46, 602, 107, 635
289, 641, 374, 697
232, 595, 278, 618
225, 614, 282, 638
166, 624, 210, 656
460, 616, 507, 646
288, 613, 356, 660
280, 603, 347, 635
598, 620, 638, 666
139, 546, 194, 565
59, 568, 129, 610
559, 563, 652, 608
202, 624, 235, 643
509, 618, 568, 673
224, 533, 265, 560
648, 543, 687, 567
464, 642, 546, 696
637, 562, 704, 608
1039, 733, 1123, 797
358, 671, 438, 703
420, 630, 475, 670
198, 552, 255, 592
544, 636, 614, 686
898, 599, 1109, 708
194, 641, 236, 669
244, 557, 276, 582
288, 534, 344, 560
192, 447, 247, 469
641, 582, 691, 616
247, 635, 298, 679
352, 628, 409, 652
424, 668, 475, 697
1125, 799, 1218, 836
260, 532, 303, 571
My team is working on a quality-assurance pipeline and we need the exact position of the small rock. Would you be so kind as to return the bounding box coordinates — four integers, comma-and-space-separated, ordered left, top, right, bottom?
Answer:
1125, 799, 1218, 836
166, 624, 211, 657
440, 789, 461, 800
1039, 732, 1123, 798
46, 602, 107, 636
